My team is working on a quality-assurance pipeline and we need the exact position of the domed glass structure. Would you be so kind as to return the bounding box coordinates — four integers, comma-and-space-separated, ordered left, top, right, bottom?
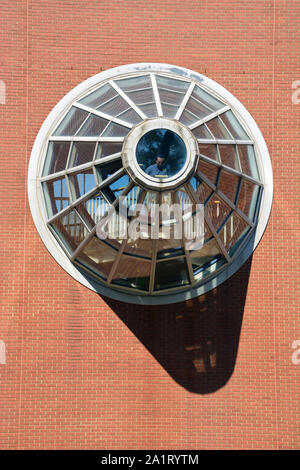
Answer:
28, 64, 273, 304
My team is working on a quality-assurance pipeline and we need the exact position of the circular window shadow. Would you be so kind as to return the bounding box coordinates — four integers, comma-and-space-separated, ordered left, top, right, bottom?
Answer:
136, 129, 187, 179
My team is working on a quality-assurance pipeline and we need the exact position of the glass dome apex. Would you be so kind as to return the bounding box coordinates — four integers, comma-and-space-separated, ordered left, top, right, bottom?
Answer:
28, 63, 273, 305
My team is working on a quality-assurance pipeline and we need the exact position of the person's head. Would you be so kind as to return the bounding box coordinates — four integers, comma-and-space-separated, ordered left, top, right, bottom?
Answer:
156, 156, 165, 169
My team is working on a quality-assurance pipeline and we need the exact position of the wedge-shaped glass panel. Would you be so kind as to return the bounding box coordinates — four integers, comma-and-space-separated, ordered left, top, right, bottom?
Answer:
116, 107, 142, 125
95, 142, 123, 159
111, 256, 151, 291
192, 124, 214, 139
156, 75, 190, 93
217, 170, 240, 203
138, 103, 157, 118
68, 142, 96, 168
192, 85, 225, 111
237, 145, 259, 180
156, 76, 189, 118
179, 109, 200, 126
97, 94, 130, 117
198, 143, 218, 161
220, 110, 249, 140
43, 176, 70, 217
101, 173, 129, 204
76, 237, 117, 280
190, 238, 226, 280
78, 83, 117, 109
53, 107, 89, 136
114, 75, 152, 93
156, 224, 185, 259
219, 212, 251, 255
154, 257, 190, 290
101, 122, 129, 137
124, 238, 153, 260
43, 141, 70, 176
198, 159, 219, 184
237, 180, 260, 221
51, 210, 88, 254
69, 169, 96, 200
218, 144, 239, 170
195, 181, 213, 204
76, 115, 109, 137
206, 193, 232, 230
205, 117, 232, 139
95, 159, 123, 185
75, 192, 108, 229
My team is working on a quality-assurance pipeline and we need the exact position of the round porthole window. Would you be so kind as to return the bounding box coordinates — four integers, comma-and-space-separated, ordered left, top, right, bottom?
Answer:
28, 63, 273, 305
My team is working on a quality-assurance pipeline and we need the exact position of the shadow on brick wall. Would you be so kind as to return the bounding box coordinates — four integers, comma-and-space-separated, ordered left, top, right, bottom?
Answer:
102, 256, 252, 394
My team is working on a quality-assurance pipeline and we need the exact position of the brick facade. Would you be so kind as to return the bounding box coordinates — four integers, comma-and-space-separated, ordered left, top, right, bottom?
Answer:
0, 0, 299, 449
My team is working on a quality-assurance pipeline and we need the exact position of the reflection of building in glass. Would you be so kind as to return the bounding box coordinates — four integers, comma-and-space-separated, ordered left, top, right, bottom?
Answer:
29, 64, 272, 304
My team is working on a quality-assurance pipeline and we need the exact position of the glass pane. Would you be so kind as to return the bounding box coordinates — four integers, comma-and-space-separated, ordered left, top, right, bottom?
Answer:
116, 107, 142, 125
76, 115, 109, 136
218, 144, 239, 170
112, 256, 151, 291
192, 124, 214, 139
97, 94, 130, 117
156, 223, 185, 259
190, 238, 225, 280
95, 142, 123, 159
219, 212, 251, 256
192, 85, 225, 111
237, 145, 259, 180
43, 141, 70, 176
53, 107, 89, 136
115, 74, 152, 93
195, 181, 213, 203
205, 117, 232, 139
124, 238, 153, 259
75, 192, 108, 229
126, 87, 154, 105
237, 180, 260, 221
198, 143, 218, 161
217, 170, 239, 203
95, 159, 123, 184
78, 83, 117, 109
69, 169, 96, 200
43, 176, 69, 217
206, 193, 232, 230
220, 110, 249, 140
76, 237, 117, 280
179, 109, 199, 126
154, 258, 190, 290
51, 210, 88, 253
185, 96, 213, 120
161, 103, 179, 118
198, 159, 219, 184
138, 103, 158, 118
156, 75, 190, 93
68, 142, 96, 168
101, 173, 129, 204
101, 122, 129, 137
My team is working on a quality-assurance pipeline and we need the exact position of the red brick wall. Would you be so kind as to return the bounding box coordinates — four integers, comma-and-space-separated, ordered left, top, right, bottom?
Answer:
0, 0, 299, 450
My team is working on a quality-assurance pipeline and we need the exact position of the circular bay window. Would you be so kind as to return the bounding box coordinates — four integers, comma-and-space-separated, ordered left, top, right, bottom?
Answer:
28, 63, 273, 305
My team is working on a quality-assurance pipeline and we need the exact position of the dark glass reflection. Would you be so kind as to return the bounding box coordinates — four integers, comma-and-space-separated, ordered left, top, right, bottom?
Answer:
136, 129, 187, 179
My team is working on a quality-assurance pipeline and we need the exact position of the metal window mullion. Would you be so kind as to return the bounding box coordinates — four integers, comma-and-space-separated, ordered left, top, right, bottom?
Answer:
173, 192, 195, 286
196, 138, 253, 145
109, 80, 147, 120
106, 239, 127, 284
94, 152, 122, 166
73, 102, 133, 129
151, 74, 163, 117
175, 82, 195, 120
189, 105, 231, 130
188, 93, 215, 113
198, 154, 262, 185
74, 112, 92, 136
184, 183, 231, 263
